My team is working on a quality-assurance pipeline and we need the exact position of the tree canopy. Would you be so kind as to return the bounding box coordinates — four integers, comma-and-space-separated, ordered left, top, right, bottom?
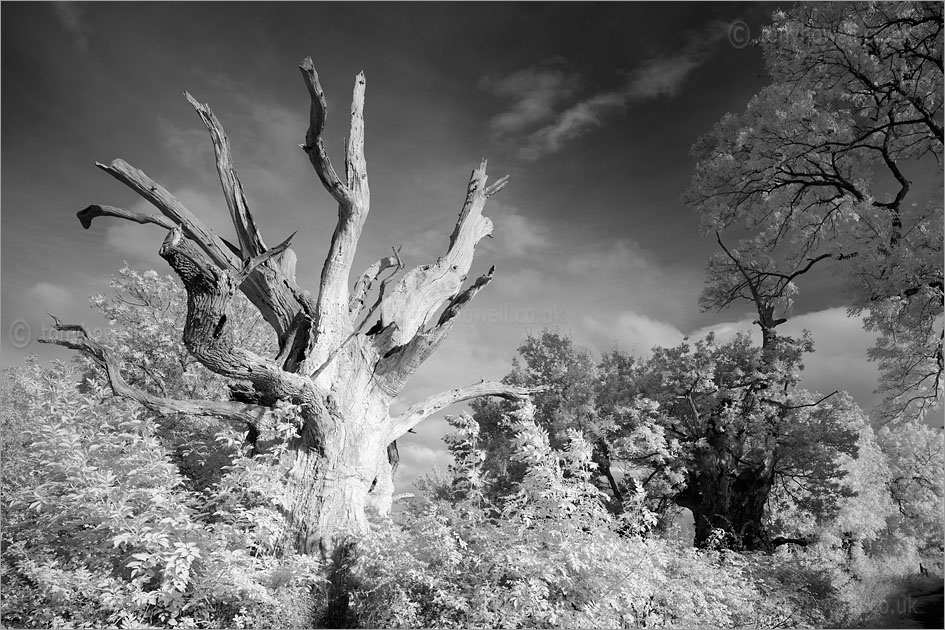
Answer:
686, 1, 943, 424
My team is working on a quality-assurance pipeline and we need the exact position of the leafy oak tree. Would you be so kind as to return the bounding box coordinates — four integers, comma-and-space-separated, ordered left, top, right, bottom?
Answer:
470, 332, 676, 525
40, 59, 543, 568
631, 332, 868, 550
474, 330, 869, 550
686, 2, 944, 424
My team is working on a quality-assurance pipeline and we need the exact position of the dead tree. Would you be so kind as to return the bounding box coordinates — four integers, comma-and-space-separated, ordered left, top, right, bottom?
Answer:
42, 58, 544, 557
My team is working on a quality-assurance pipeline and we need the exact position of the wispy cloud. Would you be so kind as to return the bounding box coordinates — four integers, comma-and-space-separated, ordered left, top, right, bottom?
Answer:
51, 2, 90, 52
565, 239, 652, 276
486, 22, 730, 161
481, 59, 579, 136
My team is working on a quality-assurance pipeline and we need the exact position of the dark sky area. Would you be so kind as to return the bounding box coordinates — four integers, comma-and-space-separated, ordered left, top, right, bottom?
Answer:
2, 2, 889, 487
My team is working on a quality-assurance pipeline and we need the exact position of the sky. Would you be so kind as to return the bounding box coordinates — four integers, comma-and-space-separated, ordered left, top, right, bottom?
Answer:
1, 2, 896, 490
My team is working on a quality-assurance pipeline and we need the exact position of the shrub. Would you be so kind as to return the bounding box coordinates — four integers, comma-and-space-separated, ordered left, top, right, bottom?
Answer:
0, 359, 323, 628
348, 405, 833, 628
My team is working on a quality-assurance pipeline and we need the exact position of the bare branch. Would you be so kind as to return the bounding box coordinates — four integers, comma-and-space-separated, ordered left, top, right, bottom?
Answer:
379, 160, 500, 346
349, 251, 399, 317
39, 316, 276, 430
97, 159, 240, 272
355, 247, 403, 331
762, 390, 840, 410
158, 227, 310, 399
77, 204, 175, 231
376, 266, 495, 393
389, 381, 548, 441
185, 92, 267, 259
299, 57, 348, 205
233, 231, 297, 287
299, 58, 371, 358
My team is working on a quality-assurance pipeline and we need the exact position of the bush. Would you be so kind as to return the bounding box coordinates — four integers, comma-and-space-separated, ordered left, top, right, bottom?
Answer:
0, 359, 323, 628
348, 406, 833, 628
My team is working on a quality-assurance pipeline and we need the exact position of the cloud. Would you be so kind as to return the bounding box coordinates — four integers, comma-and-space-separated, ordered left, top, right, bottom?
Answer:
104, 222, 167, 268
481, 203, 550, 260
27, 282, 74, 310
490, 268, 547, 298
624, 54, 707, 100
481, 61, 579, 135
486, 22, 730, 160
521, 90, 628, 160
158, 117, 215, 177
398, 225, 452, 264
565, 239, 651, 276
559, 237, 706, 344
782, 308, 881, 409
51, 2, 90, 52
395, 440, 452, 491
583, 311, 684, 357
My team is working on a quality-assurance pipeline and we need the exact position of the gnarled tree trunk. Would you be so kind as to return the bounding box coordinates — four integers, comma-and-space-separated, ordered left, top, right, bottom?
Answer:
675, 437, 775, 550
42, 58, 544, 563
673, 236, 817, 552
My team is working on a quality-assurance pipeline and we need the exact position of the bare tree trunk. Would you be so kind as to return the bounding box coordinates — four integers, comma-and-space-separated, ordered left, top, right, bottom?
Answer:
41, 57, 546, 577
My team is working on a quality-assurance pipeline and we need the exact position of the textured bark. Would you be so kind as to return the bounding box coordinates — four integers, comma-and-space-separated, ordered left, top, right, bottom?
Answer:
49, 58, 543, 568
675, 443, 776, 550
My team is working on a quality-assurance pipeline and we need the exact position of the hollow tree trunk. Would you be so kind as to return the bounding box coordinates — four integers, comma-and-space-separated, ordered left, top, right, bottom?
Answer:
671, 239, 806, 551
678, 459, 775, 551
673, 398, 777, 551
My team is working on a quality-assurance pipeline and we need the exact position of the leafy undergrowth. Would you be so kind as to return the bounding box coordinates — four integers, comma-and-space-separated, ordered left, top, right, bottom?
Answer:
0, 359, 322, 629
2, 362, 940, 628
347, 408, 940, 629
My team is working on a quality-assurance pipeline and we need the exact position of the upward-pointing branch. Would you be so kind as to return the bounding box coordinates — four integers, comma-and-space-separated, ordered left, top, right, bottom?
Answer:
299, 58, 371, 359
379, 160, 504, 347
185, 92, 308, 341
299, 58, 347, 205
185, 92, 267, 260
